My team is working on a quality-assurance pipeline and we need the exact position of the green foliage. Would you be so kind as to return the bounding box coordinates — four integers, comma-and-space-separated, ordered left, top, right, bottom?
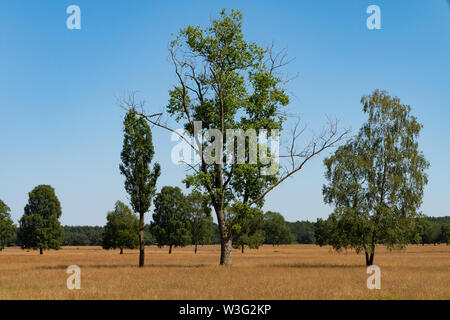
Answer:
229, 204, 265, 252
211, 223, 222, 244
286, 220, 316, 244
314, 218, 330, 246
0, 200, 16, 250
102, 201, 139, 252
18, 185, 63, 253
422, 223, 442, 244
322, 90, 429, 264
441, 224, 450, 245
428, 216, 450, 224
151, 186, 191, 251
263, 211, 293, 245
144, 224, 157, 245
62, 226, 104, 246
166, 9, 290, 263
419, 216, 450, 245
120, 109, 160, 216
186, 191, 214, 250
120, 108, 160, 265
61, 225, 158, 246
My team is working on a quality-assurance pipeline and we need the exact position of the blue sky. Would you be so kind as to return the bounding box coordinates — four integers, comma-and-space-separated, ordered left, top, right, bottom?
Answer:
0, 0, 449, 226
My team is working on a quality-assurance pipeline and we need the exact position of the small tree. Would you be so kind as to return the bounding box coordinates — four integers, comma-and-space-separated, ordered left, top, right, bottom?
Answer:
151, 186, 191, 254
231, 205, 265, 253
323, 90, 429, 266
18, 185, 63, 254
0, 200, 16, 251
314, 218, 330, 246
441, 224, 450, 245
263, 211, 292, 246
186, 191, 213, 253
102, 201, 139, 254
120, 108, 160, 266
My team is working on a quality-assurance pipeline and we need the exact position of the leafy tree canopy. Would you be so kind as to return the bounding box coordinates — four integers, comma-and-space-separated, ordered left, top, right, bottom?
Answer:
102, 201, 139, 253
323, 90, 429, 265
151, 186, 191, 253
18, 185, 63, 253
0, 200, 16, 250
263, 211, 293, 245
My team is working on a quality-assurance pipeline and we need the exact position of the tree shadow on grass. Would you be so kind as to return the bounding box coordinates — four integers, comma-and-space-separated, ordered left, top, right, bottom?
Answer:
260, 263, 364, 269
35, 263, 209, 270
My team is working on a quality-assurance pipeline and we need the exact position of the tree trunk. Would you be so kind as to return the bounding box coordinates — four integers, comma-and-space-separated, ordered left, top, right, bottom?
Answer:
39, 247, 43, 255
194, 243, 198, 254
120, 248, 123, 254
241, 244, 244, 254
169, 244, 173, 254
365, 252, 375, 266
216, 206, 232, 266
139, 212, 145, 267
220, 238, 232, 266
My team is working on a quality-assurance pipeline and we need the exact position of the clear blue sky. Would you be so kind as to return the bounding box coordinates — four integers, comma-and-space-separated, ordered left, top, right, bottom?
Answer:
1, 1, 449, 226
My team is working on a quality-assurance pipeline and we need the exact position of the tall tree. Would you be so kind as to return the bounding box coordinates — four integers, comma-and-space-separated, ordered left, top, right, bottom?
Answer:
323, 90, 429, 266
17, 185, 63, 254
102, 201, 139, 254
263, 211, 292, 246
151, 186, 191, 254
0, 200, 16, 251
186, 190, 213, 253
120, 108, 160, 267
122, 9, 346, 265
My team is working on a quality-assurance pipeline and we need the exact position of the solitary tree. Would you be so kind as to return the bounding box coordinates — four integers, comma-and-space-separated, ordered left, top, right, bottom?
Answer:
18, 185, 63, 254
231, 205, 265, 253
186, 190, 213, 253
102, 201, 139, 254
263, 211, 292, 246
151, 186, 191, 254
323, 90, 429, 266
122, 9, 346, 265
0, 200, 16, 251
120, 108, 160, 267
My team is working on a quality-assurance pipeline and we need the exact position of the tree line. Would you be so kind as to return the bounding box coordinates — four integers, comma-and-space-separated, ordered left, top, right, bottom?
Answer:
2, 192, 447, 252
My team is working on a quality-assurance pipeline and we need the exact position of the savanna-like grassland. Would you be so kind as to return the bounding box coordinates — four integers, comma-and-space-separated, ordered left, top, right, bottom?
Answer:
0, 244, 449, 300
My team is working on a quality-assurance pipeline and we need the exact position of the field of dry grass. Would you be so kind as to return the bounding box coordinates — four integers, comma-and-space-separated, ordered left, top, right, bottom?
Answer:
0, 244, 448, 300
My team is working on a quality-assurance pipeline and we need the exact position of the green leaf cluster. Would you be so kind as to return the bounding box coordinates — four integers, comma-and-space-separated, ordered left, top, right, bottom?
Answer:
102, 201, 139, 251
18, 185, 63, 252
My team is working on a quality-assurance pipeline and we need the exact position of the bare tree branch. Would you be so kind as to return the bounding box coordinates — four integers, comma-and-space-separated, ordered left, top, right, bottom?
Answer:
250, 119, 350, 206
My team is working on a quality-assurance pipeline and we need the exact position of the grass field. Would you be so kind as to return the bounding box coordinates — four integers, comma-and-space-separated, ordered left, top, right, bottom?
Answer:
0, 244, 449, 300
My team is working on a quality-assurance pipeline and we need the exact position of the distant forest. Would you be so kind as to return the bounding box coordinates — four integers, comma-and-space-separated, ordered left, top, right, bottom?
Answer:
9, 216, 449, 247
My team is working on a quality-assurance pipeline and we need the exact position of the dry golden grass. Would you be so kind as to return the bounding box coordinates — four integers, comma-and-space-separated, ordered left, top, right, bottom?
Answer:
0, 244, 448, 300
